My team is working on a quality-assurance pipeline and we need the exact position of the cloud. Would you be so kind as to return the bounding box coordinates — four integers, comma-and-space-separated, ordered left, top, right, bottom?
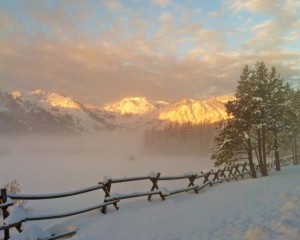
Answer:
2, 33, 299, 105
0, 0, 299, 105
230, 0, 300, 51
153, 0, 170, 8
159, 12, 173, 22
231, 0, 280, 13
105, 0, 123, 11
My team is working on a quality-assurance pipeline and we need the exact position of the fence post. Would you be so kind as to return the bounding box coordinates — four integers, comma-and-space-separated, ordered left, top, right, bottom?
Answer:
187, 175, 198, 194
202, 171, 211, 184
1, 188, 10, 240
101, 179, 117, 214
148, 173, 164, 201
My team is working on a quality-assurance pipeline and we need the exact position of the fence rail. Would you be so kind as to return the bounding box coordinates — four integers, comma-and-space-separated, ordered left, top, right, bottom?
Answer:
0, 157, 293, 240
6, 184, 105, 200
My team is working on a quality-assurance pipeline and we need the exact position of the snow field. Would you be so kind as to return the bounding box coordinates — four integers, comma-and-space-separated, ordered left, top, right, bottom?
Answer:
1, 134, 300, 240
36, 166, 299, 240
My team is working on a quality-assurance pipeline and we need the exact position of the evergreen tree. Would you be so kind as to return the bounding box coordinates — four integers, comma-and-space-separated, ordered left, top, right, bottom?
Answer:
212, 65, 257, 177
287, 89, 300, 164
212, 62, 292, 177
265, 68, 290, 171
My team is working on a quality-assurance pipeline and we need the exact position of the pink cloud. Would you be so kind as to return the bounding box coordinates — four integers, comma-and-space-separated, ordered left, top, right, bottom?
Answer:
1, 1, 299, 105
153, 0, 170, 8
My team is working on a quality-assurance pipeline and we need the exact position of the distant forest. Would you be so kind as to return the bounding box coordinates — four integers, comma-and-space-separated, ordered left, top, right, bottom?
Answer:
142, 122, 218, 156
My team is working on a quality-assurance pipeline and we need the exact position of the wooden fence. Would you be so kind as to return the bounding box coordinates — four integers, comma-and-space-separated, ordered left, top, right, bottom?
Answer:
0, 158, 293, 240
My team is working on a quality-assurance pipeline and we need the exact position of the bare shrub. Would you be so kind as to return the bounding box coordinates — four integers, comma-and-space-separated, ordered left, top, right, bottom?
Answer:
1, 179, 32, 215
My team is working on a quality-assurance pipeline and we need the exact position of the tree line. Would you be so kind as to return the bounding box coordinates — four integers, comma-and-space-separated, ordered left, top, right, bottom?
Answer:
211, 62, 300, 178
142, 122, 217, 156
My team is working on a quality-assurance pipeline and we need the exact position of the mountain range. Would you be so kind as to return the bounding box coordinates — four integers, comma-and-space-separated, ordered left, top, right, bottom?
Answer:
0, 89, 233, 134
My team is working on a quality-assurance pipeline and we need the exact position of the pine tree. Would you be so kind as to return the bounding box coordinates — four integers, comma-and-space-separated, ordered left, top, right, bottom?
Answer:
260, 67, 289, 170
212, 65, 257, 177
212, 62, 293, 177
287, 88, 300, 164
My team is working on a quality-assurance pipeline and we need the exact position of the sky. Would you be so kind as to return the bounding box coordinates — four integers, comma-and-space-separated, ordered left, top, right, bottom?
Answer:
1, 0, 300, 106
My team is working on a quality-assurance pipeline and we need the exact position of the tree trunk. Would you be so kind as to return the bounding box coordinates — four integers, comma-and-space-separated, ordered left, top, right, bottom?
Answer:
292, 139, 296, 165
292, 129, 299, 165
274, 129, 281, 171
295, 136, 299, 165
247, 138, 257, 178
261, 125, 268, 176
257, 129, 265, 176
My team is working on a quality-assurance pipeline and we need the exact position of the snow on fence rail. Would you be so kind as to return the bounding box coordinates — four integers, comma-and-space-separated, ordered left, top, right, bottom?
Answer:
0, 158, 292, 240
6, 184, 106, 200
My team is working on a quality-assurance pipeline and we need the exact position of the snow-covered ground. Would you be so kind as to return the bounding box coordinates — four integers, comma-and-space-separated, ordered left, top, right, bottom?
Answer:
1, 133, 300, 240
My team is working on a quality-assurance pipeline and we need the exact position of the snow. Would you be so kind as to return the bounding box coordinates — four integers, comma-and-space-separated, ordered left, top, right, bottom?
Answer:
148, 171, 159, 178
6, 89, 233, 131
252, 97, 263, 102
4, 206, 26, 225
9, 223, 51, 240
1, 134, 300, 240
100, 176, 112, 185
219, 138, 232, 150
105, 190, 162, 201
184, 171, 197, 176
158, 96, 231, 124
282, 198, 300, 210
244, 225, 274, 240
0, 197, 13, 208
104, 96, 156, 115
0, 103, 8, 113
159, 187, 170, 196
46, 223, 77, 236
7, 185, 104, 199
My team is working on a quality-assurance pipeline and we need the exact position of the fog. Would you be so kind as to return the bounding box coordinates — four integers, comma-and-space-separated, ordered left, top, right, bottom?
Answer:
0, 132, 213, 231
0, 132, 213, 193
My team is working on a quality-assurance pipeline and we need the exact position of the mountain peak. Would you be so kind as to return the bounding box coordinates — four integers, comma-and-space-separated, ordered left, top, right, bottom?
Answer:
159, 96, 233, 124
178, 98, 196, 105
104, 96, 156, 115
11, 91, 23, 99
32, 89, 46, 96
29, 89, 81, 109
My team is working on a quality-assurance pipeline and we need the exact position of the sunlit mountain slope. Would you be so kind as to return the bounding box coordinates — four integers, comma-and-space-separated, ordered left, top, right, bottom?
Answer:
1, 88, 234, 133
158, 97, 234, 124
104, 97, 157, 115
9, 90, 109, 132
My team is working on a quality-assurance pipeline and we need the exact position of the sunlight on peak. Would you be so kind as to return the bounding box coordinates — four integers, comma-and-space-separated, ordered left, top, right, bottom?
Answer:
47, 93, 80, 109
11, 91, 23, 99
30, 89, 81, 109
33, 89, 46, 95
158, 97, 232, 124
104, 96, 156, 115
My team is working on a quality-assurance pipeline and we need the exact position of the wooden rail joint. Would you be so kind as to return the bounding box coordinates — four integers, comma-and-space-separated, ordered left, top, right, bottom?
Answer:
148, 172, 165, 201
100, 180, 119, 214
187, 175, 198, 194
202, 171, 211, 184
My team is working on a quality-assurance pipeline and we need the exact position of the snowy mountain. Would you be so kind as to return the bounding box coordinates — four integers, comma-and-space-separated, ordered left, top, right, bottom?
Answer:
0, 90, 76, 134
104, 97, 157, 115
11, 89, 82, 109
1, 89, 111, 134
0, 88, 233, 133
158, 96, 234, 124
101, 95, 233, 127
18, 90, 111, 131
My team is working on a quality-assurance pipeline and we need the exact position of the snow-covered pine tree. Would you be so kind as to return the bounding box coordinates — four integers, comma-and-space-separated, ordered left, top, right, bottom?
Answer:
264, 67, 290, 171
287, 88, 300, 164
212, 62, 294, 177
211, 65, 257, 177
